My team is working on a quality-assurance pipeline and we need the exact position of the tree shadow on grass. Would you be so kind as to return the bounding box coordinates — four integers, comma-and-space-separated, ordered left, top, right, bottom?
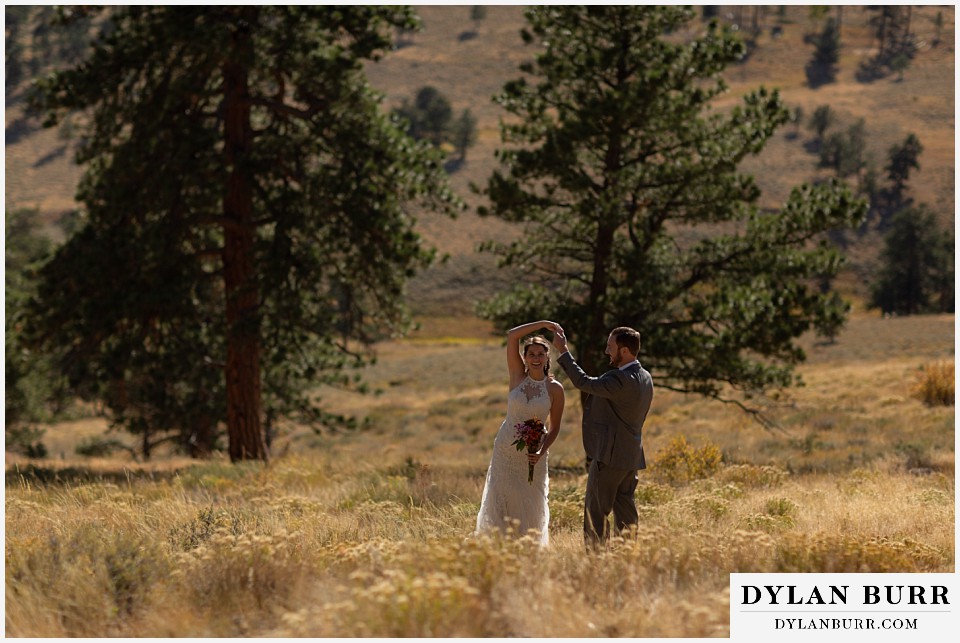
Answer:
5, 462, 184, 487
5, 114, 38, 145
33, 144, 68, 168
443, 156, 465, 174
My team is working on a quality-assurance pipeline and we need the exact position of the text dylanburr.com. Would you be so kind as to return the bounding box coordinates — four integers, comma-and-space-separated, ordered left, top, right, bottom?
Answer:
730, 573, 958, 641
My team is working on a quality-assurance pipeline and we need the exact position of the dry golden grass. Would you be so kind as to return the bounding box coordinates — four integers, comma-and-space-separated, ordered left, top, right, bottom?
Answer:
5, 313, 954, 637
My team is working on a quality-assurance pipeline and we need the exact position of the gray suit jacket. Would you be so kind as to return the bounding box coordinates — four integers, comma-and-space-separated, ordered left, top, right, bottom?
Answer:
558, 352, 653, 470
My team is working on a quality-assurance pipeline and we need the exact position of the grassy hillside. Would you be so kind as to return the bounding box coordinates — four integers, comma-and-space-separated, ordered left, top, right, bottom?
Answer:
4, 5, 955, 319
364, 5, 955, 313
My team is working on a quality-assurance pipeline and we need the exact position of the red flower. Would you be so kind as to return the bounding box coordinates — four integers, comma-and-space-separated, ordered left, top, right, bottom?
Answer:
512, 417, 546, 483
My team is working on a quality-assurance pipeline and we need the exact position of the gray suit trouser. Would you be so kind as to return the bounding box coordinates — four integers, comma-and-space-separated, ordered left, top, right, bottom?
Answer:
584, 459, 639, 546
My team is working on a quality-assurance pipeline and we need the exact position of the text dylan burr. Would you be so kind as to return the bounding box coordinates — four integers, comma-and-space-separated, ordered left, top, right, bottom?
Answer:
742, 584, 949, 606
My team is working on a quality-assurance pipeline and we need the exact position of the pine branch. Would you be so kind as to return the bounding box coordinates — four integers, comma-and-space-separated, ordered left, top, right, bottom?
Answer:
249, 96, 323, 120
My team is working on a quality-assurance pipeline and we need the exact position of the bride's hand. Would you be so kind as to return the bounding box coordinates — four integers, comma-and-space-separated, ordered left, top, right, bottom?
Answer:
527, 451, 543, 465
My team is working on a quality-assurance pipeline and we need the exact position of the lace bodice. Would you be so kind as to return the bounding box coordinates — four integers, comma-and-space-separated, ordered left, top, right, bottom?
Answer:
506, 375, 552, 427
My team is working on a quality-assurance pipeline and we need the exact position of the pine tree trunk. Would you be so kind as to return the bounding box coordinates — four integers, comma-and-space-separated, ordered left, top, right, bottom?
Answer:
222, 11, 267, 463
578, 47, 629, 403
580, 223, 615, 408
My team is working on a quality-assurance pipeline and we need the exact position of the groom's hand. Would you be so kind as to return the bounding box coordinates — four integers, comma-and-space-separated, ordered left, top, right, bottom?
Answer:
552, 326, 569, 353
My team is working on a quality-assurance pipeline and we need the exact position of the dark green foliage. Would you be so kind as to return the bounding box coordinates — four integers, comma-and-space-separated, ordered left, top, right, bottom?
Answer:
452, 108, 478, 161
861, 133, 924, 232
871, 206, 954, 315
5, 425, 48, 459
806, 17, 840, 87
394, 87, 478, 162
889, 52, 910, 81
857, 6, 917, 82
75, 436, 134, 458
807, 105, 835, 142
5, 209, 66, 454
27, 6, 460, 461
394, 86, 455, 146
884, 133, 923, 207
819, 118, 866, 180
477, 6, 867, 407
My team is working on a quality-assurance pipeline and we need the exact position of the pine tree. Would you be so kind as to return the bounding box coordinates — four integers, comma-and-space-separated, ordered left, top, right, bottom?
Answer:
477, 6, 867, 411
806, 17, 840, 86
452, 108, 478, 161
820, 118, 866, 182
5, 209, 61, 439
871, 206, 954, 315
808, 105, 835, 144
884, 133, 923, 210
471, 6, 487, 30
28, 6, 460, 461
394, 86, 454, 147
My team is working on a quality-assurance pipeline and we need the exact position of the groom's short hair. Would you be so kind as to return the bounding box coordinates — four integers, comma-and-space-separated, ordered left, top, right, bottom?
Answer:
610, 327, 641, 356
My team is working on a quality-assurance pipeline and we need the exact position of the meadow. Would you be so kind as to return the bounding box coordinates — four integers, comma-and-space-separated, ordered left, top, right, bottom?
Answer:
4, 6, 955, 637
4, 312, 954, 637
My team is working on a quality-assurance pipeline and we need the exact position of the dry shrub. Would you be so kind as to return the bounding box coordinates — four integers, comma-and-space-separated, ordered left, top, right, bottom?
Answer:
275, 533, 539, 637
836, 467, 882, 495
168, 506, 262, 550
680, 494, 730, 522
548, 482, 585, 530
302, 568, 487, 637
911, 360, 954, 407
635, 481, 676, 505
582, 525, 777, 587
739, 513, 794, 532
763, 497, 798, 518
739, 497, 798, 531
775, 532, 948, 572
715, 463, 788, 488
5, 522, 170, 636
173, 529, 305, 611
653, 435, 723, 485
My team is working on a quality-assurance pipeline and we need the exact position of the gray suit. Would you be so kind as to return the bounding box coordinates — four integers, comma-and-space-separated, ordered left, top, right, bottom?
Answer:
558, 351, 653, 545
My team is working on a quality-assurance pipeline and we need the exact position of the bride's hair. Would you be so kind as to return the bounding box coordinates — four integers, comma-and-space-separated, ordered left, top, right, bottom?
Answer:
522, 336, 551, 378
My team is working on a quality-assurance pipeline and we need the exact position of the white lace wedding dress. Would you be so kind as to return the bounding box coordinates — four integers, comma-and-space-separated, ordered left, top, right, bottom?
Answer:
475, 374, 551, 546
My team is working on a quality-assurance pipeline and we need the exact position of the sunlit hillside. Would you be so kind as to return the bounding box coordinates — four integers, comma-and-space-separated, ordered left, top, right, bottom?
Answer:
4, 5, 955, 318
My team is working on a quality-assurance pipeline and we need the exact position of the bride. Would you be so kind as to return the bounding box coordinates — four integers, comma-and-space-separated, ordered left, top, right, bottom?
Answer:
475, 320, 565, 546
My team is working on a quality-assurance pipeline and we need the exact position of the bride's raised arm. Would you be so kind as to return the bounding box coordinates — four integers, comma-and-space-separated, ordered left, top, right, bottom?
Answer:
506, 320, 559, 386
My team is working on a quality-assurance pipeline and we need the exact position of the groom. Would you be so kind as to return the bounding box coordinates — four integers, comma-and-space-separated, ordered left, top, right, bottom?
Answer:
552, 325, 653, 547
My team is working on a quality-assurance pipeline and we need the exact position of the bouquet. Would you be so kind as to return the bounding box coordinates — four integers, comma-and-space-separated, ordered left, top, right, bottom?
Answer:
512, 417, 547, 484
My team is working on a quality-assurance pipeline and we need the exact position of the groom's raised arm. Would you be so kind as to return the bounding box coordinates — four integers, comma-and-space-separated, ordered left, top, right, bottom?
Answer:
557, 352, 625, 399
